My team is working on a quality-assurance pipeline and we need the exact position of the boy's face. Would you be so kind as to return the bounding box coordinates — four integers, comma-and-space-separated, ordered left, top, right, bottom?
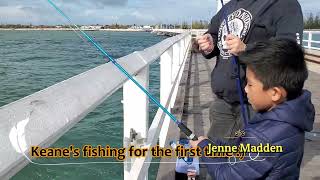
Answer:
244, 67, 274, 111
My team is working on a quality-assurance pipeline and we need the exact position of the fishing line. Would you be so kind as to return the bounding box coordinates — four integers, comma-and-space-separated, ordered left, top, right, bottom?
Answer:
46, 0, 197, 140
219, 0, 249, 127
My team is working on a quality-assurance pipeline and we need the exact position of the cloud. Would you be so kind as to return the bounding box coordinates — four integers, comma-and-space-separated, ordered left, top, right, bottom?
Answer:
0, 0, 128, 7
131, 11, 156, 21
298, 0, 320, 16
0, 0, 214, 25
85, 0, 128, 7
0, 0, 318, 25
60, 0, 128, 9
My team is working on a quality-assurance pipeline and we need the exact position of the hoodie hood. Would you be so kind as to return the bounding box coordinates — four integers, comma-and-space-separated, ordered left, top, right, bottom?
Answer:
251, 90, 315, 132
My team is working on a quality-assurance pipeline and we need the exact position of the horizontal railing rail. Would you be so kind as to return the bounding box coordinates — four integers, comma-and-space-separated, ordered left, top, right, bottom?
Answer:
0, 33, 191, 179
153, 30, 320, 51
127, 34, 191, 180
303, 30, 320, 51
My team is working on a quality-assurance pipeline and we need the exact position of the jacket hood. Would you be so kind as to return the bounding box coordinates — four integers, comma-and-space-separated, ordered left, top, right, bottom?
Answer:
251, 90, 315, 132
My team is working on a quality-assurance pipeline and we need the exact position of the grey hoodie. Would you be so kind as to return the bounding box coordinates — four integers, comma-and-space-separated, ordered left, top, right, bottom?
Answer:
203, 0, 304, 104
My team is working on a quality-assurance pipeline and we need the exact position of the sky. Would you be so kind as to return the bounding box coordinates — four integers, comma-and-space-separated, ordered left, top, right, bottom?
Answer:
0, 0, 318, 25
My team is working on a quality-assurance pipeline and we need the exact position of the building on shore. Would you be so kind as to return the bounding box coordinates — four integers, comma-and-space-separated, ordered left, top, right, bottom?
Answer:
80, 25, 102, 31
143, 25, 153, 32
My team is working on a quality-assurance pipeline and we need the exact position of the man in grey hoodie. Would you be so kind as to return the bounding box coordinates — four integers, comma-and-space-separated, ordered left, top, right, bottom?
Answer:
197, 0, 304, 139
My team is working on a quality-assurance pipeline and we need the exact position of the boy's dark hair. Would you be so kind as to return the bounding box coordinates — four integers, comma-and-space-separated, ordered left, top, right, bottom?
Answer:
240, 39, 308, 100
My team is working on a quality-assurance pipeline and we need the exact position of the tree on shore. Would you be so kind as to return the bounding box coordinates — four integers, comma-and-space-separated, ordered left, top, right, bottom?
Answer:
0, 24, 59, 29
181, 22, 189, 29
102, 24, 129, 29
177, 20, 209, 29
192, 20, 209, 29
304, 13, 320, 29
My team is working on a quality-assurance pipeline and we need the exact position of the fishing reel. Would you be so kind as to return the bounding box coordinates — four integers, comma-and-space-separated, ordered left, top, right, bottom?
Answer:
170, 139, 200, 180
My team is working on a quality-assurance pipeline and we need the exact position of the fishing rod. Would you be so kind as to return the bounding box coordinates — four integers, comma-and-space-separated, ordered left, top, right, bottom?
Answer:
46, 0, 198, 141
219, 0, 249, 127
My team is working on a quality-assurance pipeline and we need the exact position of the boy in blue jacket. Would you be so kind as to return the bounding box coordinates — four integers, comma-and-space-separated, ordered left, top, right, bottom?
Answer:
190, 39, 315, 179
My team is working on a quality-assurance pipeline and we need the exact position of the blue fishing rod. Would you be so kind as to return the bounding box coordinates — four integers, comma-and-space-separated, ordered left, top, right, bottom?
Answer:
219, 0, 249, 127
46, 0, 198, 140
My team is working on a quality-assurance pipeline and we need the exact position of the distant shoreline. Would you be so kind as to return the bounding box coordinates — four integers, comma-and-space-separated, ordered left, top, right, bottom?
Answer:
1, 28, 319, 32
0, 28, 146, 32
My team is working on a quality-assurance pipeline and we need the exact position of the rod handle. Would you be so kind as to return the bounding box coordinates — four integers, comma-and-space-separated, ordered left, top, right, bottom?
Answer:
178, 123, 198, 141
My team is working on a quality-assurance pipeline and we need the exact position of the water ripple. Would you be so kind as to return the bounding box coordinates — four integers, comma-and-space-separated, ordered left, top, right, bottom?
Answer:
3, 31, 166, 180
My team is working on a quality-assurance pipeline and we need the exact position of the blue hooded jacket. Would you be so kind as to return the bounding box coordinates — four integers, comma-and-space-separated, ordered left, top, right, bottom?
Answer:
198, 90, 315, 179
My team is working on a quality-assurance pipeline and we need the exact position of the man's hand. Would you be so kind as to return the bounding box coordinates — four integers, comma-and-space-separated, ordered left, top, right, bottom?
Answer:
226, 34, 246, 56
196, 34, 214, 54
189, 136, 208, 148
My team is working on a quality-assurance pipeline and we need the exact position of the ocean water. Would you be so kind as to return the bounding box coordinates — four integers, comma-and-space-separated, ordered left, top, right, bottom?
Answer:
0, 31, 166, 180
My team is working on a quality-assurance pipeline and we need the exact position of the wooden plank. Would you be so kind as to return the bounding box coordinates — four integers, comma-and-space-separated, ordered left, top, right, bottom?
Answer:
305, 49, 320, 58
305, 54, 320, 64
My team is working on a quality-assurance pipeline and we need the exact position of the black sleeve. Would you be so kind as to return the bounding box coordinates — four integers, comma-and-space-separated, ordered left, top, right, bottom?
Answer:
243, 0, 303, 53
273, 0, 304, 45
201, 7, 225, 59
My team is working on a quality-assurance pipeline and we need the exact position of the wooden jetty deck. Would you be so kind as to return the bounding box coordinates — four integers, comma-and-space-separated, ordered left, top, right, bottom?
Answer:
156, 50, 320, 179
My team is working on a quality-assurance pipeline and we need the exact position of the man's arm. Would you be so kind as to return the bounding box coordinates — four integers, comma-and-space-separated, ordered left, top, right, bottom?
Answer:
199, 7, 225, 59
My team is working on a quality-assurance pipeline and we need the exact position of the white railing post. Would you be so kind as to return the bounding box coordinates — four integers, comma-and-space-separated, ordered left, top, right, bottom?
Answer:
123, 67, 149, 180
179, 40, 184, 65
171, 38, 187, 109
308, 31, 312, 49
159, 36, 191, 147
129, 35, 191, 179
183, 38, 186, 55
171, 42, 181, 111
159, 47, 173, 147
172, 42, 180, 83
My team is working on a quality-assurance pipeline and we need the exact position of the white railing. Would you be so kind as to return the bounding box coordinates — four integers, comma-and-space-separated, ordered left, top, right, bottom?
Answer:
303, 31, 320, 50
153, 30, 320, 50
152, 29, 207, 37
0, 33, 192, 179
124, 33, 191, 180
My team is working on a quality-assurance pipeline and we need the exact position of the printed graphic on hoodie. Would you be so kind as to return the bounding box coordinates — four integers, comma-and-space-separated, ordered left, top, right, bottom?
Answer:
218, 8, 253, 59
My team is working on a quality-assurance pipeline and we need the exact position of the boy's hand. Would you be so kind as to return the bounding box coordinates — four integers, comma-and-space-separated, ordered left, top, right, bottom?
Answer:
189, 136, 208, 148
196, 34, 214, 54
226, 34, 246, 56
